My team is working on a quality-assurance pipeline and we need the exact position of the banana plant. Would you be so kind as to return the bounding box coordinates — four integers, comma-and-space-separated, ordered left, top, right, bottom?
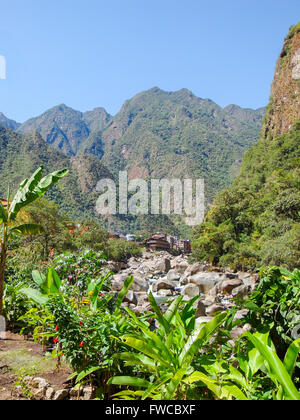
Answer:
0, 166, 68, 315
107, 293, 228, 400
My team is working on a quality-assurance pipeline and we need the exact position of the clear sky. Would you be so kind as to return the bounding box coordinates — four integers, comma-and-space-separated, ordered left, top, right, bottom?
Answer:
0, 0, 299, 122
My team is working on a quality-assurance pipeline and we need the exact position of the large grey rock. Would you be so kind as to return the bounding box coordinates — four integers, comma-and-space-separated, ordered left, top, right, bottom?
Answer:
155, 258, 171, 273
130, 274, 149, 292
167, 269, 181, 282
174, 261, 189, 275
183, 284, 200, 298
156, 279, 175, 291
220, 279, 243, 295
189, 272, 225, 293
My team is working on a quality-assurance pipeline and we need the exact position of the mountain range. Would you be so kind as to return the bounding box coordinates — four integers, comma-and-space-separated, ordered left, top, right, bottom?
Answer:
0, 88, 265, 235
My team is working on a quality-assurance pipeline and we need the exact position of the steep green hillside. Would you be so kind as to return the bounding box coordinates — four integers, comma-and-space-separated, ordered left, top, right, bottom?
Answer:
97, 87, 264, 203
18, 104, 111, 156
192, 23, 300, 270
0, 126, 113, 220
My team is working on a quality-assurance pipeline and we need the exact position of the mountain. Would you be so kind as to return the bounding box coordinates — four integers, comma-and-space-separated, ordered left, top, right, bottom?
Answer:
0, 112, 20, 130
94, 87, 265, 203
18, 104, 111, 156
192, 22, 300, 270
0, 125, 113, 220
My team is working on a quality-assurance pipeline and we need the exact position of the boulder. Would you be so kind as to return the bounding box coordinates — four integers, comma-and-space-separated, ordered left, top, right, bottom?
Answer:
183, 284, 200, 298
155, 258, 171, 273
45, 387, 56, 400
174, 261, 189, 275
53, 389, 69, 401
189, 272, 224, 293
156, 279, 175, 291
206, 304, 225, 316
167, 270, 181, 282
220, 279, 243, 295
130, 274, 149, 292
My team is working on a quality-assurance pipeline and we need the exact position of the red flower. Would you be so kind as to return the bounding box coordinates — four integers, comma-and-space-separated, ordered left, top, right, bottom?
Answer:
56, 326, 59, 331
80, 341, 84, 347
79, 321, 83, 326
53, 338, 59, 344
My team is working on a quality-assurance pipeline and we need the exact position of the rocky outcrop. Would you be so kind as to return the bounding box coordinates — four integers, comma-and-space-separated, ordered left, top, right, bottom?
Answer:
263, 23, 300, 139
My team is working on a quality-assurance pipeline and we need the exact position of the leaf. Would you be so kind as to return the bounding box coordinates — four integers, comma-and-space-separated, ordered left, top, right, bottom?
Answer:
107, 376, 151, 388
20, 287, 48, 305
121, 335, 169, 366
163, 367, 187, 400
180, 312, 227, 365
284, 339, 300, 377
47, 267, 61, 294
76, 366, 101, 383
32, 270, 46, 289
9, 166, 68, 220
247, 332, 300, 400
114, 275, 134, 313
148, 292, 169, 333
10, 224, 44, 236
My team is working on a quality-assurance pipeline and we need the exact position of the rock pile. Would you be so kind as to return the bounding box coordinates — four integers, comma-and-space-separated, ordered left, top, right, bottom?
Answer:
110, 251, 257, 321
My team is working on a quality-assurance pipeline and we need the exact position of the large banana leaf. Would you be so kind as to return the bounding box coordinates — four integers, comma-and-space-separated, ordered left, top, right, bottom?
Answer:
20, 287, 48, 305
9, 224, 44, 236
9, 166, 68, 220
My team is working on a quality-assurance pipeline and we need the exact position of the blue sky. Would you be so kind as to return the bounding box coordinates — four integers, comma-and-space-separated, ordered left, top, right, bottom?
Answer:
0, 0, 299, 122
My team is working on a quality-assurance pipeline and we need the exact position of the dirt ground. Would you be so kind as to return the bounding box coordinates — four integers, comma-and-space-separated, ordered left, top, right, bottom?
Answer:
0, 332, 71, 400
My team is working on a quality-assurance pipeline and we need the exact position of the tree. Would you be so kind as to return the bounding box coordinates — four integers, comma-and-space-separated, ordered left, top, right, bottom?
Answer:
0, 166, 68, 316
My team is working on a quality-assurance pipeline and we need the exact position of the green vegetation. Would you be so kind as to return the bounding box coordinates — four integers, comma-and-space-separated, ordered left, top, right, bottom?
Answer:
192, 123, 300, 271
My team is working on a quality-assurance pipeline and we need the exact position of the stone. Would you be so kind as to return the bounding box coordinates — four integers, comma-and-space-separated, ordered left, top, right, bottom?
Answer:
33, 388, 47, 399
220, 279, 243, 295
123, 291, 138, 306
206, 304, 225, 316
233, 309, 249, 322
195, 300, 207, 317
225, 272, 239, 280
195, 316, 213, 328
183, 284, 200, 298
157, 289, 174, 297
189, 272, 224, 293
30, 377, 50, 390
156, 279, 175, 291
45, 387, 55, 400
82, 386, 94, 400
53, 389, 69, 401
130, 274, 149, 292
167, 269, 181, 282
155, 258, 171, 273
231, 284, 251, 299
174, 261, 189, 275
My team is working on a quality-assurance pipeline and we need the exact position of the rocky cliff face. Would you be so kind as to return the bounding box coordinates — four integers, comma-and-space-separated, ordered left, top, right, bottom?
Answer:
263, 23, 300, 138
